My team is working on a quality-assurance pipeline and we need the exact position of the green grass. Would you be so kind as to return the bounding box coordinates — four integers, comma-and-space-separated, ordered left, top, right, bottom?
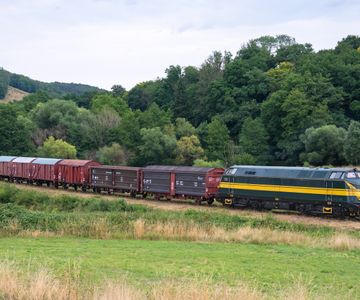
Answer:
1, 182, 358, 239
1, 236, 359, 296
1, 183, 360, 298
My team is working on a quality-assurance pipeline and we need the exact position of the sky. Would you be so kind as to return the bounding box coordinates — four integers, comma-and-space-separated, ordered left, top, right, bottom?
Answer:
1, 0, 359, 90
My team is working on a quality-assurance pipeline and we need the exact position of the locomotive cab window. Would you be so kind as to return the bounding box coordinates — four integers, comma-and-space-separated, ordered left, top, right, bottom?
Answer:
226, 168, 237, 175
330, 172, 343, 179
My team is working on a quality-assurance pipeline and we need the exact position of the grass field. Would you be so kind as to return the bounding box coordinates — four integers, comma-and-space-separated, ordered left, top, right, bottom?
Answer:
1, 182, 360, 299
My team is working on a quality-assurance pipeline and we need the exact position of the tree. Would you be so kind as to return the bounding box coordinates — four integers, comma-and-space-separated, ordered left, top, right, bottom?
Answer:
204, 118, 230, 161
111, 84, 126, 97
81, 108, 121, 149
193, 159, 224, 168
300, 125, 346, 166
139, 103, 172, 129
233, 153, 256, 165
175, 135, 204, 165
0, 105, 35, 155
344, 121, 360, 165
175, 118, 196, 138
31, 99, 79, 129
0, 69, 9, 99
96, 143, 128, 165
90, 94, 130, 116
137, 127, 177, 165
239, 117, 269, 163
38, 136, 76, 158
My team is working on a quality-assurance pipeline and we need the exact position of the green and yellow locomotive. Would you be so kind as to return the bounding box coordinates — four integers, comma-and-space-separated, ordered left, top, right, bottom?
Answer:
217, 166, 360, 218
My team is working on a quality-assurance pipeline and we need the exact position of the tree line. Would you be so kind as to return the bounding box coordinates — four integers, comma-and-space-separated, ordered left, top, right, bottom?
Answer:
0, 34, 359, 167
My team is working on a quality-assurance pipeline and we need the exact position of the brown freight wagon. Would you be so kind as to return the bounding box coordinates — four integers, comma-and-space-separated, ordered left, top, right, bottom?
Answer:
0, 156, 17, 180
90, 166, 142, 196
58, 159, 101, 191
31, 158, 63, 186
11, 157, 37, 183
143, 165, 224, 204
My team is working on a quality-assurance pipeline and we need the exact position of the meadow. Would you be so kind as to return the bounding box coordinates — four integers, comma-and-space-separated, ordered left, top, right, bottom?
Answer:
0, 182, 359, 299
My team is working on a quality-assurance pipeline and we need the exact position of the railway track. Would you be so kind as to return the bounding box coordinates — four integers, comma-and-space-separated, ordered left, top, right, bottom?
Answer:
10, 182, 360, 231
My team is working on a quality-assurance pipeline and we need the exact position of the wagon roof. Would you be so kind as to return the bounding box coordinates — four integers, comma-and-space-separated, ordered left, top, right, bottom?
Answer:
58, 159, 99, 167
144, 165, 222, 173
90, 165, 141, 171
32, 158, 63, 165
12, 157, 37, 163
0, 156, 17, 162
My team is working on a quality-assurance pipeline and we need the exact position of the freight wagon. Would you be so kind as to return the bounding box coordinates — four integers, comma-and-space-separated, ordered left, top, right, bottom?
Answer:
0, 156, 17, 180
58, 159, 101, 191
217, 165, 360, 217
90, 165, 142, 196
11, 157, 37, 183
31, 158, 62, 186
143, 165, 224, 204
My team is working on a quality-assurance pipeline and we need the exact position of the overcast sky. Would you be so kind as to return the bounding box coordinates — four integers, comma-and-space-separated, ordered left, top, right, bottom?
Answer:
1, 0, 359, 90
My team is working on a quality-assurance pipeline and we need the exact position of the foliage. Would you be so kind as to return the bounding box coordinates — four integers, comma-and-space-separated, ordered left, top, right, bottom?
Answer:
8, 72, 102, 96
344, 121, 360, 165
91, 94, 130, 116
203, 117, 230, 161
137, 127, 177, 165
300, 125, 346, 166
193, 159, 224, 168
38, 136, 76, 158
233, 153, 256, 165
96, 143, 128, 165
0, 105, 35, 155
175, 135, 204, 165
239, 117, 269, 163
0, 69, 10, 99
1, 35, 360, 167
175, 118, 196, 138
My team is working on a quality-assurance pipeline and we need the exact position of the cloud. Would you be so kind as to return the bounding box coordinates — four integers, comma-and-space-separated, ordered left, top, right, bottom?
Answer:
0, 0, 359, 89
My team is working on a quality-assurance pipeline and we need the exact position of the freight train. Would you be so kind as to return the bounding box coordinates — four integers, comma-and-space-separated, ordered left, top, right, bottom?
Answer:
0, 156, 224, 204
0, 156, 359, 218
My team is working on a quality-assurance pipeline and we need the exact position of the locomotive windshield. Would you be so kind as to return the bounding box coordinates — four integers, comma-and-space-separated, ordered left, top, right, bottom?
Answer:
345, 171, 360, 188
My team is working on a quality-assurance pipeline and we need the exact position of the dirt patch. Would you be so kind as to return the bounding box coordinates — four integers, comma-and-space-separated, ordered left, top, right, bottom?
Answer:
1, 86, 29, 103
12, 183, 360, 231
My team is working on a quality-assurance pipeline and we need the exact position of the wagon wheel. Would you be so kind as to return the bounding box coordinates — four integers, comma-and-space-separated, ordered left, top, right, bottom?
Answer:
207, 198, 214, 206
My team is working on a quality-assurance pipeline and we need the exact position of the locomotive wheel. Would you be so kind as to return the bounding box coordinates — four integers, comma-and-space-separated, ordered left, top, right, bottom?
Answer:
207, 198, 214, 206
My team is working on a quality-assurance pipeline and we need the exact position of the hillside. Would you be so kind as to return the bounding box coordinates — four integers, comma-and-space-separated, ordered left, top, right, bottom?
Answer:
0, 68, 104, 100
1, 86, 29, 103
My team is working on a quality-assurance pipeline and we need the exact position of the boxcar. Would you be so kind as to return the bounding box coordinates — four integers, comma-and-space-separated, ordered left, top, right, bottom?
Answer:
58, 159, 101, 191
0, 156, 17, 180
143, 166, 224, 204
31, 158, 63, 186
11, 157, 37, 182
90, 166, 142, 196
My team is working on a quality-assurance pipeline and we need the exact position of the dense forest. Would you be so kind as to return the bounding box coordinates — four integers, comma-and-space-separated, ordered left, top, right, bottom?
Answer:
1, 35, 360, 167
0, 69, 103, 98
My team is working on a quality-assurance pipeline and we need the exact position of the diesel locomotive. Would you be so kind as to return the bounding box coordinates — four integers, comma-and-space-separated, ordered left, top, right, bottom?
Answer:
217, 165, 360, 217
